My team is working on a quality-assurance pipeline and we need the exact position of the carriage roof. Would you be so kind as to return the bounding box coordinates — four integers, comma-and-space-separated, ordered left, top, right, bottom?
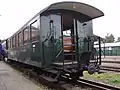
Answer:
41, 1, 104, 20
20, 1, 104, 31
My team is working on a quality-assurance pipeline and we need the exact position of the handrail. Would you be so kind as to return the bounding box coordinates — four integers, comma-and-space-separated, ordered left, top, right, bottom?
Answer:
55, 37, 63, 59
56, 49, 63, 58
42, 32, 53, 62
54, 36, 62, 45
42, 34, 63, 60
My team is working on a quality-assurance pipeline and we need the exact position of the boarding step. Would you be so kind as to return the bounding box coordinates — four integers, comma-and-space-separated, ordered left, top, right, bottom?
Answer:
63, 44, 75, 46
43, 68, 58, 75
40, 75, 58, 83
64, 50, 75, 52
64, 52, 75, 55
64, 52, 75, 60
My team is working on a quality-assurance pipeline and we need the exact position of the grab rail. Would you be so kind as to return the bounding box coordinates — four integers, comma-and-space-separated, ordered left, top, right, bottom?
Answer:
56, 49, 63, 58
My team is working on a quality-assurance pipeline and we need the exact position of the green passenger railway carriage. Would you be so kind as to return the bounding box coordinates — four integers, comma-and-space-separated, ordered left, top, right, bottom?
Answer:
3, 1, 104, 79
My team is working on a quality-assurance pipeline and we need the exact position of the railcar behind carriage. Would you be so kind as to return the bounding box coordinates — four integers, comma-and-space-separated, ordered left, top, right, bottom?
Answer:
4, 1, 104, 80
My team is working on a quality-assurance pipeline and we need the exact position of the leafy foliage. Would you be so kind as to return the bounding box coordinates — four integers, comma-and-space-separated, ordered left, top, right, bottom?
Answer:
104, 33, 115, 43
116, 37, 120, 42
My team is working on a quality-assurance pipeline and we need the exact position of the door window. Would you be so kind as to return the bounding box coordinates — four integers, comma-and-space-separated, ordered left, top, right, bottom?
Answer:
30, 20, 39, 42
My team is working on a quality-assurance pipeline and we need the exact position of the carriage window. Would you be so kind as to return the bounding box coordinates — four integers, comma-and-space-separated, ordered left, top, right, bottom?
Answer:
7, 40, 9, 49
8, 39, 10, 49
30, 20, 39, 42
10, 39, 12, 48
12, 36, 15, 47
18, 32, 23, 46
15, 35, 18, 47
23, 27, 29, 44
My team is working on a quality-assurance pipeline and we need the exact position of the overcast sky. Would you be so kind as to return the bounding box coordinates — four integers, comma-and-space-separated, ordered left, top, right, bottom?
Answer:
0, 0, 119, 40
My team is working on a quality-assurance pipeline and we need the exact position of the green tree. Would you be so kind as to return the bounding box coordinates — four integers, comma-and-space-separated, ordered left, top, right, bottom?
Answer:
104, 33, 115, 43
116, 37, 120, 42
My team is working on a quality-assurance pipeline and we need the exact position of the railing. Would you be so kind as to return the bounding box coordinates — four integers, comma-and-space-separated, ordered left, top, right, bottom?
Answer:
77, 36, 103, 66
78, 37, 84, 55
42, 32, 53, 62
54, 36, 63, 59
56, 49, 63, 58
42, 34, 64, 62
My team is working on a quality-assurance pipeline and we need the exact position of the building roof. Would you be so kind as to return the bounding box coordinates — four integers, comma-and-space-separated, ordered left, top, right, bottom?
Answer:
95, 42, 120, 48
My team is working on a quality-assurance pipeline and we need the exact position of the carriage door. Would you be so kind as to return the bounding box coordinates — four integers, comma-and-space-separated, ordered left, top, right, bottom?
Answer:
49, 14, 63, 62
30, 19, 40, 63
62, 14, 79, 62
41, 14, 63, 66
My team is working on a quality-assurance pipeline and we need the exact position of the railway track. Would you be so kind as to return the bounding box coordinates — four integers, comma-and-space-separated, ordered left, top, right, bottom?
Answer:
102, 60, 120, 64
61, 73, 120, 90
101, 66, 120, 72
5, 60, 120, 90
77, 78, 120, 90
101, 60, 120, 72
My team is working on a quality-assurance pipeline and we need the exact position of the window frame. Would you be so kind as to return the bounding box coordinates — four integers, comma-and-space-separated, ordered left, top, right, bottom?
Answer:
30, 20, 39, 43
10, 38, 12, 48
18, 31, 23, 46
15, 34, 18, 47
8, 39, 10, 49
12, 36, 15, 48
23, 27, 29, 45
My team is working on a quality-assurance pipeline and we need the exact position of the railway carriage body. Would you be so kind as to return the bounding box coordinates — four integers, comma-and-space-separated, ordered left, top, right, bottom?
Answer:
4, 1, 104, 77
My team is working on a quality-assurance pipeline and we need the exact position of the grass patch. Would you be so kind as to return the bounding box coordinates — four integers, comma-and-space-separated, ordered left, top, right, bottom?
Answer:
83, 71, 120, 87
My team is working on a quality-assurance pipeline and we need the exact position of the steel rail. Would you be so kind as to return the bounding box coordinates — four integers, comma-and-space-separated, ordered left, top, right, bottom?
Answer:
61, 74, 120, 90
102, 61, 120, 64
101, 66, 120, 72
77, 78, 120, 90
